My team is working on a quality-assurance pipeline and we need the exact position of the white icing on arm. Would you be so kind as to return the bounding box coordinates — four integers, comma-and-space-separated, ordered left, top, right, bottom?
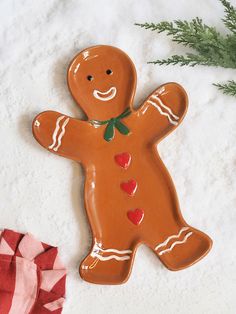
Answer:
147, 100, 178, 126
152, 95, 179, 120
48, 115, 70, 152
53, 118, 70, 152
48, 116, 65, 149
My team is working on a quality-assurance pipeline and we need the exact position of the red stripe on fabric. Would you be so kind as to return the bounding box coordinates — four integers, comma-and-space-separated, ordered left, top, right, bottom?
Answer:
30, 289, 64, 314
41, 242, 53, 250
51, 275, 66, 297
0, 255, 13, 262
2, 230, 23, 252
34, 247, 58, 270
0, 238, 15, 255
0, 258, 16, 314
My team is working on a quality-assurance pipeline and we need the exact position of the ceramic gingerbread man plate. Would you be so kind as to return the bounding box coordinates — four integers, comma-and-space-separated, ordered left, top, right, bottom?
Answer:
32, 45, 212, 285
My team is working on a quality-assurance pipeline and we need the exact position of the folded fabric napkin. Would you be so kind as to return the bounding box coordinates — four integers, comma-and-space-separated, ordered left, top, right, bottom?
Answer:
0, 229, 66, 314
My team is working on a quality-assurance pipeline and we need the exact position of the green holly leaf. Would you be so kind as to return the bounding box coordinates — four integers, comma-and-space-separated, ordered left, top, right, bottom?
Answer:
104, 121, 115, 142
115, 121, 130, 135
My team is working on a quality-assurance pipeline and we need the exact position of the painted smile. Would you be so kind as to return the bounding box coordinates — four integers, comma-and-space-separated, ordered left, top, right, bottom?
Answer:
93, 86, 117, 101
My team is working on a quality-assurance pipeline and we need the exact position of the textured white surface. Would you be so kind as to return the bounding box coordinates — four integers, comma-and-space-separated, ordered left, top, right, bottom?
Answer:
1, 0, 236, 313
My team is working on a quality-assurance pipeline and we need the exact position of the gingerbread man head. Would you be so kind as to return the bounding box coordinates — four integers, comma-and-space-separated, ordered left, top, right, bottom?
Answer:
67, 46, 137, 120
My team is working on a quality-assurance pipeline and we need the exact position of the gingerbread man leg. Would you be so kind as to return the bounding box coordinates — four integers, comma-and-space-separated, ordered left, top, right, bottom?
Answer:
79, 236, 137, 285
148, 223, 212, 271
79, 209, 139, 285
140, 191, 212, 271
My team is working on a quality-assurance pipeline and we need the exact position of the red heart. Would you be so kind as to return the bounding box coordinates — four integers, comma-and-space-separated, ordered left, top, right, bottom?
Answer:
127, 208, 144, 226
114, 152, 131, 169
120, 179, 137, 196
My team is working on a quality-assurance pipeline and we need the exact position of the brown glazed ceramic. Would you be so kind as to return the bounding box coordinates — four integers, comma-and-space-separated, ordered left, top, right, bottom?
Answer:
32, 45, 212, 285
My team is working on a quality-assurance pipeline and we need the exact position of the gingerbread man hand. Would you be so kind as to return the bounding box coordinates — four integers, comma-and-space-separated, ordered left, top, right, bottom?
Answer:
33, 111, 92, 163
135, 82, 188, 143
33, 45, 212, 285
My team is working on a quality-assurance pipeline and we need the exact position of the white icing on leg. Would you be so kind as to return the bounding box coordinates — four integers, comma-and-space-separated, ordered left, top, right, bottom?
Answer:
94, 242, 132, 255
98, 248, 132, 254
90, 241, 132, 262
155, 227, 189, 251
158, 232, 193, 256
48, 116, 65, 150
91, 252, 130, 261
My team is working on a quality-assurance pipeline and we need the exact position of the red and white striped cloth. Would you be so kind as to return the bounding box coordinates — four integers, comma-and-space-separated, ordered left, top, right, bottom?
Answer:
0, 229, 66, 314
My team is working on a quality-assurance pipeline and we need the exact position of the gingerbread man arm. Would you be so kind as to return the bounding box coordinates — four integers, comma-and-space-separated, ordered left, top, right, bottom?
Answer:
135, 82, 188, 142
32, 111, 90, 162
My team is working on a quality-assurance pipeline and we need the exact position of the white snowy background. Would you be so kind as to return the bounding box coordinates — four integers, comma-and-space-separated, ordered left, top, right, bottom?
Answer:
1, 0, 236, 313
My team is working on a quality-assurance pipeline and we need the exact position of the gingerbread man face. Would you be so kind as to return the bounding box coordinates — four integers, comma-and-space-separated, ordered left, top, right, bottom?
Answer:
67, 46, 136, 120
33, 45, 212, 285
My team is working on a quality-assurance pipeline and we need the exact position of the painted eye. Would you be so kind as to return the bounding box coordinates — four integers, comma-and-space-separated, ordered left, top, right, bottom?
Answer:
87, 75, 93, 81
106, 69, 113, 75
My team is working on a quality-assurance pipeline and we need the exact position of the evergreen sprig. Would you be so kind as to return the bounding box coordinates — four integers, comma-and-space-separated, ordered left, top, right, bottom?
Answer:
135, 0, 236, 97
221, 0, 236, 33
149, 54, 216, 67
213, 80, 236, 96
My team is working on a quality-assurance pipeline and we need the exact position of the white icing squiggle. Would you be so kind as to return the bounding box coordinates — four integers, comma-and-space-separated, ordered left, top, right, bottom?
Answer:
151, 95, 179, 120
91, 252, 130, 261
147, 100, 178, 126
158, 232, 193, 256
48, 116, 69, 152
155, 227, 189, 251
90, 241, 132, 262
93, 86, 117, 101
94, 243, 132, 255
53, 118, 69, 152
48, 116, 65, 149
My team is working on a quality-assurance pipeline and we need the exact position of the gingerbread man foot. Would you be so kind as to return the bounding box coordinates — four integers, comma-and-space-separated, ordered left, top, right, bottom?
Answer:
154, 226, 212, 271
80, 241, 134, 284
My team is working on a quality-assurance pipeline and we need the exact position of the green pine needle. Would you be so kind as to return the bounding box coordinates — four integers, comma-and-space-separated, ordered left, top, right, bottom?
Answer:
149, 54, 218, 67
220, 0, 236, 33
135, 0, 236, 97
213, 80, 236, 96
